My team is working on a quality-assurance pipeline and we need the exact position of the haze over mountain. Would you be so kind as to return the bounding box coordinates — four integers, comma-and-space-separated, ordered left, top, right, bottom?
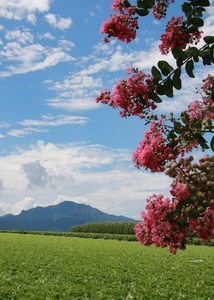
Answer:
0, 201, 136, 232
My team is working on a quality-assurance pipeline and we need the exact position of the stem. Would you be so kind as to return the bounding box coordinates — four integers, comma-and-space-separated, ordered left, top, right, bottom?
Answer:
157, 44, 209, 88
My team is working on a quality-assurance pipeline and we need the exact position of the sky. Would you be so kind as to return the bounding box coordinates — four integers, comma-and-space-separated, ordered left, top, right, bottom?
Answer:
0, 0, 213, 219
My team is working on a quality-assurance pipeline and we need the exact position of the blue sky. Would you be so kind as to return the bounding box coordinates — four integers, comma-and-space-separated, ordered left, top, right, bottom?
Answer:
0, 0, 213, 218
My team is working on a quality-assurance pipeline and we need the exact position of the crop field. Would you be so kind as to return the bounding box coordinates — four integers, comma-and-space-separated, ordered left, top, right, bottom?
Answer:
0, 233, 213, 300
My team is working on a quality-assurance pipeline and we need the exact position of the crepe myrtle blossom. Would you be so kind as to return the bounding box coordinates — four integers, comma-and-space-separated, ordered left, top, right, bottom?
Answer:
166, 155, 214, 207
189, 75, 214, 122
159, 16, 202, 54
134, 194, 187, 254
99, 0, 213, 254
189, 207, 214, 242
170, 182, 190, 201
153, 0, 175, 20
96, 68, 156, 118
100, 0, 137, 43
132, 121, 175, 172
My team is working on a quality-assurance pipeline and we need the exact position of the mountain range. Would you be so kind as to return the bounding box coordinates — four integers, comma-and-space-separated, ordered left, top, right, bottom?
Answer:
0, 201, 136, 232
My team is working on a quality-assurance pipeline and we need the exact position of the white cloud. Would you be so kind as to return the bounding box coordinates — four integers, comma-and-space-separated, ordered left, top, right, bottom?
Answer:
0, 0, 52, 23
0, 141, 171, 218
45, 13, 72, 30
5, 28, 34, 44
0, 41, 75, 77
0, 122, 10, 129
7, 115, 89, 138
38, 32, 55, 40
21, 160, 67, 190
0, 197, 38, 216
0, 179, 4, 193
7, 127, 48, 138
19, 114, 90, 127
46, 74, 102, 111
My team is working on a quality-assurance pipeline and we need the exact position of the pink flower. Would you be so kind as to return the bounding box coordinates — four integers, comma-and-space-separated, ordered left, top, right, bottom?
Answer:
133, 121, 175, 172
135, 194, 186, 254
111, 0, 124, 12
170, 182, 190, 200
188, 100, 203, 121
152, 0, 175, 20
100, 14, 138, 43
159, 16, 202, 54
96, 68, 156, 118
202, 74, 213, 94
189, 206, 214, 241
100, 1, 137, 43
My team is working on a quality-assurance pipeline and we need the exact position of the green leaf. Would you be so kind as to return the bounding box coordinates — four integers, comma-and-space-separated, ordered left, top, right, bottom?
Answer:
199, 48, 211, 56
158, 60, 173, 76
182, 2, 192, 16
193, 55, 199, 62
193, 7, 206, 17
189, 17, 204, 27
174, 122, 183, 134
123, 0, 131, 7
172, 48, 183, 60
197, 0, 210, 6
150, 92, 162, 103
195, 133, 209, 149
185, 47, 199, 57
136, 0, 146, 8
146, 0, 154, 9
203, 36, 214, 44
136, 8, 149, 16
163, 78, 173, 98
137, 0, 153, 9
211, 136, 214, 152
172, 74, 182, 90
185, 59, 195, 78
172, 48, 187, 67
156, 84, 165, 95
151, 66, 162, 83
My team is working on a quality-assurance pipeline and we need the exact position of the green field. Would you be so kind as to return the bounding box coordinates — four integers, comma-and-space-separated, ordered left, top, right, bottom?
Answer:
0, 233, 213, 300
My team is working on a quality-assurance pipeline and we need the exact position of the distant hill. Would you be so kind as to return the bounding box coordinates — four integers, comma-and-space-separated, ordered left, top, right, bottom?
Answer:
0, 201, 136, 232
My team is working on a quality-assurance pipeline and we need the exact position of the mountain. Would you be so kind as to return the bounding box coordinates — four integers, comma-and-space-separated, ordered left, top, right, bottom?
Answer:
0, 201, 136, 232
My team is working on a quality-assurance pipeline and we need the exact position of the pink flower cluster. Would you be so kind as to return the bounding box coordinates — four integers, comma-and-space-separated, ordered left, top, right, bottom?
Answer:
135, 194, 187, 254
132, 121, 175, 172
100, 0, 138, 43
166, 155, 214, 219
153, 0, 175, 20
188, 75, 214, 122
202, 74, 213, 94
170, 182, 190, 201
159, 16, 202, 54
189, 207, 214, 241
188, 99, 213, 121
96, 68, 156, 118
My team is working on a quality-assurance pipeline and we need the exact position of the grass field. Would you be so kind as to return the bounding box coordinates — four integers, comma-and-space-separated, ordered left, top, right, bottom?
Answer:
0, 233, 213, 300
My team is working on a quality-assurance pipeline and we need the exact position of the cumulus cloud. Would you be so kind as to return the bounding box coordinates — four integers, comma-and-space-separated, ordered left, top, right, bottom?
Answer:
0, 0, 52, 23
0, 197, 38, 216
0, 141, 171, 218
45, 13, 72, 30
21, 160, 67, 190
5, 28, 34, 44
38, 32, 55, 40
0, 179, 4, 193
